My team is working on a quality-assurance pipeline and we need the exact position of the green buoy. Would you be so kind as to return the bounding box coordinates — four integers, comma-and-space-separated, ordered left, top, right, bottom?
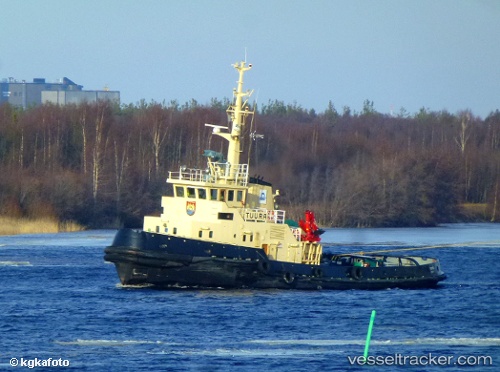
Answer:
363, 310, 376, 361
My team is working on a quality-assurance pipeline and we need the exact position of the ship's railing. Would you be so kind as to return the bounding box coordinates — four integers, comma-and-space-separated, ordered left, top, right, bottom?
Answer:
207, 161, 248, 186
301, 242, 322, 265
333, 254, 437, 267
383, 256, 436, 266
241, 208, 286, 224
168, 162, 249, 186
168, 168, 206, 183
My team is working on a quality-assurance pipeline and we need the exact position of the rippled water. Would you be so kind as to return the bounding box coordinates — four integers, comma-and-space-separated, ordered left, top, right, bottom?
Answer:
0, 224, 499, 371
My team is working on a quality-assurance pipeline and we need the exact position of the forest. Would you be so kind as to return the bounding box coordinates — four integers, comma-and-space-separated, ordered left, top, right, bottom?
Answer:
0, 99, 499, 228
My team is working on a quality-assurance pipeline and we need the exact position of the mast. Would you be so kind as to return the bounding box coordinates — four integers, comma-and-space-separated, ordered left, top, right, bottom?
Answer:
226, 61, 253, 166
205, 61, 253, 184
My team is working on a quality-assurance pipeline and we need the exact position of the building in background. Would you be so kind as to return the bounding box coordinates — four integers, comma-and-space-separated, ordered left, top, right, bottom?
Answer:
0, 77, 120, 109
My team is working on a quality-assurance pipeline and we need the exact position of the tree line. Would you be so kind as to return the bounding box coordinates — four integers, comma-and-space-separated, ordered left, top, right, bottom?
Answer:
0, 99, 498, 228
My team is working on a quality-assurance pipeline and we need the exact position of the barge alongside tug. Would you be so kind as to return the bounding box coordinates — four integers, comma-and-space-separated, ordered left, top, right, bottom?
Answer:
104, 61, 446, 289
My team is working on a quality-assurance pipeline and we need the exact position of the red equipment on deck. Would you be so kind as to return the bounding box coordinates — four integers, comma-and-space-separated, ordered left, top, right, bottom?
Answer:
299, 210, 321, 242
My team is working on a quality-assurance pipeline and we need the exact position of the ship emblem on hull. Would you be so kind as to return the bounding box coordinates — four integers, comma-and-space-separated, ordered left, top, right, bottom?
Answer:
186, 201, 196, 216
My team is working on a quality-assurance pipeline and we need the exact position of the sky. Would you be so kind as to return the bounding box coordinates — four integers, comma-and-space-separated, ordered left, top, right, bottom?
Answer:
1, 0, 499, 118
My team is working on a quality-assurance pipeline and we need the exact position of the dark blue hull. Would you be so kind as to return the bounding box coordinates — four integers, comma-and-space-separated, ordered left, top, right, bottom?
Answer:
104, 229, 446, 290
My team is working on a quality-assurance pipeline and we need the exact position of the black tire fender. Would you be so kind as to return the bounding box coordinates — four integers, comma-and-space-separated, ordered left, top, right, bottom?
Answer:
312, 267, 323, 278
258, 260, 271, 274
350, 267, 362, 280
283, 272, 295, 284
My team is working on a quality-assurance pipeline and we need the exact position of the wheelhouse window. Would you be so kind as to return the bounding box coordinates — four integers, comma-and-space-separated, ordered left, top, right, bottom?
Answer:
175, 186, 184, 197
210, 189, 218, 200
228, 190, 234, 201
237, 190, 244, 202
198, 188, 207, 199
187, 187, 196, 198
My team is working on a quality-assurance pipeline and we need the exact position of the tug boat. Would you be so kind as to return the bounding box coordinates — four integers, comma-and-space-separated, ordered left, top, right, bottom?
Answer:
104, 61, 446, 289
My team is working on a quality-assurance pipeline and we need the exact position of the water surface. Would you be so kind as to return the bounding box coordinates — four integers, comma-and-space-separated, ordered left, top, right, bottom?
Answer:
0, 225, 499, 370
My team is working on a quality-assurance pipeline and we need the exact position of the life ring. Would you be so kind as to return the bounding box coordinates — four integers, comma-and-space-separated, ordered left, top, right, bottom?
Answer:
258, 260, 270, 274
350, 267, 362, 280
283, 272, 295, 284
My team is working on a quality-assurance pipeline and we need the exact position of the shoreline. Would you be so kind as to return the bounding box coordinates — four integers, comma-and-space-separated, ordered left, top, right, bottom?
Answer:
0, 208, 495, 236
0, 216, 84, 236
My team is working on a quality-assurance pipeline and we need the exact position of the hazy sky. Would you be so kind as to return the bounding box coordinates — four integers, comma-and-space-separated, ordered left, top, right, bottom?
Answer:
2, 0, 499, 118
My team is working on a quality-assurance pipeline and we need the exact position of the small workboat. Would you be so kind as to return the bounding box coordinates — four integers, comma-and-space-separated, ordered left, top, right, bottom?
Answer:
104, 61, 446, 289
